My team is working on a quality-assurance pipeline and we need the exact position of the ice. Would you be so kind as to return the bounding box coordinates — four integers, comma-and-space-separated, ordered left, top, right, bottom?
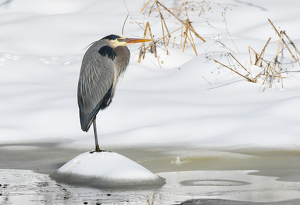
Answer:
50, 151, 165, 188
2, 169, 300, 205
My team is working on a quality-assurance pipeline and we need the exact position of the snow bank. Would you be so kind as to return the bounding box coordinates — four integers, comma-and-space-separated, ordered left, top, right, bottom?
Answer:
50, 151, 165, 188
0, 0, 300, 149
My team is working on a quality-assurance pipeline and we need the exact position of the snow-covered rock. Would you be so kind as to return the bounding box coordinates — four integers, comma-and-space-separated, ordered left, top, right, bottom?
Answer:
50, 151, 165, 188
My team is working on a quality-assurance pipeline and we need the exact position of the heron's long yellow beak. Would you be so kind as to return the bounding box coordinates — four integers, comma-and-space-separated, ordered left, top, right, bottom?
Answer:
124, 38, 151, 44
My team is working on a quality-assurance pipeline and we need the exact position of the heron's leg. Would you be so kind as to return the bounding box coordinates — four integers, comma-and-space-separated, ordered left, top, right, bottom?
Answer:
93, 118, 101, 152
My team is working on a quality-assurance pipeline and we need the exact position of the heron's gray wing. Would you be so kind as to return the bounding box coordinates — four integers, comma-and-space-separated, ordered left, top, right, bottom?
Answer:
77, 41, 115, 131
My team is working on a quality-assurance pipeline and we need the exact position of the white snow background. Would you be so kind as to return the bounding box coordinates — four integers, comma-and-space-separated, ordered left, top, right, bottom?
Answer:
1, 0, 300, 150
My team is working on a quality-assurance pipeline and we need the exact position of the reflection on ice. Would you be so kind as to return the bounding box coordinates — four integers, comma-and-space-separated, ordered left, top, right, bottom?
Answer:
159, 170, 300, 204
180, 179, 250, 186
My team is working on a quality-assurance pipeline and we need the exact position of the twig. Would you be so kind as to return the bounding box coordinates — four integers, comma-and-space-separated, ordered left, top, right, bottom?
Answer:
268, 18, 298, 62
148, 1, 157, 17
214, 59, 255, 82
283, 31, 300, 57
122, 0, 144, 30
156, 1, 185, 24
188, 28, 197, 55
138, 22, 148, 63
122, 15, 129, 35
228, 53, 248, 73
280, 31, 298, 62
147, 22, 157, 57
202, 76, 211, 84
156, 1, 170, 54
187, 30, 198, 55
187, 21, 206, 42
138, 22, 157, 63
178, 1, 188, 14
157, 2, 171, 44
268, 18, 280, 36
180, 24, 183, 49
216, 41, 236, 53
173, 36, 176, 47
248, 46, 254, 65
140, 0, 152, 13
182, 20, 189, 52
223, 12, 239, 53
255, 37, 271, 65
153, 25, 185, 43
143, 25, 185, 52
262, 64, 270, 85
138, 39, 146, 63
156, 1, 206, 42
198, 1, 205, 17
249, 46, 272, 68
273, 31, 284, 67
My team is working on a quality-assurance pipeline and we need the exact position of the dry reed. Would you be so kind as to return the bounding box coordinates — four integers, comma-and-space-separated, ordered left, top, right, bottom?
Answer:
213, 19, 299, 91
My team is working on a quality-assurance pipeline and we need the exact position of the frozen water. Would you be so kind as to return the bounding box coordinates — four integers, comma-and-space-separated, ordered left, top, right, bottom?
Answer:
2, 169, 300, 205
1, 144, 300, 204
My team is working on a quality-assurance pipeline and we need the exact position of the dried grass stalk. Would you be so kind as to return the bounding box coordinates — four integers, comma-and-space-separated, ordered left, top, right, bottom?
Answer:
156, 1, 206, 42
273, 31, 284, 66
173, 36, 176, 47
228, 53, 248, 73
283, 31, 300, 57
156, 2, 171, 46
182, 20, 189, 53
255, 37, 271, 66
198, 1, 205, 17
138, 22, 157, 63
248, 46, 253, 65
268, 18, 298, 62
140, 0, 151, 13
188, 29, 198, 55
214, 59, 255, 83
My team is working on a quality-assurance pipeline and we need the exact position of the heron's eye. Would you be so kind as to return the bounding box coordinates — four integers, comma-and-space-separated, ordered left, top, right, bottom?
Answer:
117, 38, 121, 42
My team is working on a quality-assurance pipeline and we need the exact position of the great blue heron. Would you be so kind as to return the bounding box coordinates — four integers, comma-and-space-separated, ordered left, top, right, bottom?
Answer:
77, 34, 150, 152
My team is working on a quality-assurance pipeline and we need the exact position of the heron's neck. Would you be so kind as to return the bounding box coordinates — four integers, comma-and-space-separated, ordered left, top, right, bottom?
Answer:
113, 46, 130, 76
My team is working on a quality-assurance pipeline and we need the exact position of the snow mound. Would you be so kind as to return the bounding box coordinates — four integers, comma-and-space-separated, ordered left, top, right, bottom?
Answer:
50, 151, 165, 188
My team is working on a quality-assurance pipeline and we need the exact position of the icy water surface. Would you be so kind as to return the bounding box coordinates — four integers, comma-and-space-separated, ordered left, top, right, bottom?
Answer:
1, 143, 300, 204
1, 169, 300, 205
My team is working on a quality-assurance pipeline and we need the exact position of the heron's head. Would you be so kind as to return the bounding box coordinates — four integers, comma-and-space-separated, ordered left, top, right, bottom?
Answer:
103, 34, 150, 48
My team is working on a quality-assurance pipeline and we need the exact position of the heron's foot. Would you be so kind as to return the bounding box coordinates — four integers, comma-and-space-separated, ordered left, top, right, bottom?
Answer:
95, 145, 101, 152
90, 145, 106, 153
89, 149, 112, 153
90, 149, 106, 153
